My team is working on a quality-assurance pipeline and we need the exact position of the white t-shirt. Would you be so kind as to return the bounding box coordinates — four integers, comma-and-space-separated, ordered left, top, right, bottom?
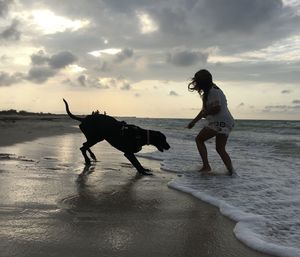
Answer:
205, 85, 234, 133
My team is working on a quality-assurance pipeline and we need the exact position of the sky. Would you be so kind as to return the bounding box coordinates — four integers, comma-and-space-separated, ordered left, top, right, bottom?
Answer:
0, 0, 300, 119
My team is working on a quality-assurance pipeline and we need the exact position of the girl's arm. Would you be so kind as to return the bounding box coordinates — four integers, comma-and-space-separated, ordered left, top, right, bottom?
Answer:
187, 109, 206, 129
187, 105, 221, 129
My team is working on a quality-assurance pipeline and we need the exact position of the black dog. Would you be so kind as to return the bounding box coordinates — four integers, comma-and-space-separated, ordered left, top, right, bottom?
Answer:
63, 99, 170, 175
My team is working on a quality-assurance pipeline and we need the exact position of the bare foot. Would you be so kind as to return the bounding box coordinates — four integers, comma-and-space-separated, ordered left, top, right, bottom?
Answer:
199, 166, 212, 172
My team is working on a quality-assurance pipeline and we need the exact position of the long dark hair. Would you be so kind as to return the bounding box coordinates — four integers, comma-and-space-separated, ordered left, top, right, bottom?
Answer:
188, 69, 213, 105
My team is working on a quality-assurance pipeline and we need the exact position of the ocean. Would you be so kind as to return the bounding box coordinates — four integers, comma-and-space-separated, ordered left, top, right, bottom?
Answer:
126, 118, 300, 257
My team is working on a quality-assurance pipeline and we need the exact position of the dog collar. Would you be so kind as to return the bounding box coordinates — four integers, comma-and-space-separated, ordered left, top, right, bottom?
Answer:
147, 130, 150, 145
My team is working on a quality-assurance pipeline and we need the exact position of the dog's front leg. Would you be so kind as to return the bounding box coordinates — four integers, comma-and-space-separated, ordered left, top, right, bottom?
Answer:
80, 146, 91, 165
81, 141, 97, 165
124, 153, 152, 175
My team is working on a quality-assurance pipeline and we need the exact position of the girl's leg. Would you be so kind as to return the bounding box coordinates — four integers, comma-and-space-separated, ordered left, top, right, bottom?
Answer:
215, 134, 234, 174
195, 127, 217, 172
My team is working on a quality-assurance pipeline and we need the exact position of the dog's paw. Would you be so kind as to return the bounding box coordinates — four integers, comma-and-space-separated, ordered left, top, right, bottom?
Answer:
138, 169, 153, 176
85, 160, 91, 166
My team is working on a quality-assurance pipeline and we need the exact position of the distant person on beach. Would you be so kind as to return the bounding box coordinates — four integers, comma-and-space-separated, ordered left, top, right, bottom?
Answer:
187, 69, 235, 175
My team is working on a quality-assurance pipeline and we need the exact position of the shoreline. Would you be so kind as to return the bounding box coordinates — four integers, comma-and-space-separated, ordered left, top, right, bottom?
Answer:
0, 117, 274, 257
0, 115, 78, 147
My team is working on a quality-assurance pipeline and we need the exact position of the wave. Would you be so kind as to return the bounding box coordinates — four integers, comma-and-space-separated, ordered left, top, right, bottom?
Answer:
168, 177, 300, 257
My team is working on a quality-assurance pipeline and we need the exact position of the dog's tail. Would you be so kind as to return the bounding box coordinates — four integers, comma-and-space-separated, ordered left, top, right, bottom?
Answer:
63, 98, 84, 122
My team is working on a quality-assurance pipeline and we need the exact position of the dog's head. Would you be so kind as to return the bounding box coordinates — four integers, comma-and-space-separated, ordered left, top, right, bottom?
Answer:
150, 131, 170, 152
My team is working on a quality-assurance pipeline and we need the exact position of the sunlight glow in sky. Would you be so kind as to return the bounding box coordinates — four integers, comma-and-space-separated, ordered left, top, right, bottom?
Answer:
88, 48, 122, 57
32, 9, 90, 34
136, 11, 159, 34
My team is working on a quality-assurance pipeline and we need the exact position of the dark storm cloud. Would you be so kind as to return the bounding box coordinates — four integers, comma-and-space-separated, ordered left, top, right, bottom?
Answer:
0, 19, 21, 41
101, 0, 152, 12
197, 0, 283, 32
153, 6, 188, 35
167, 49, 208, 66
30, 50, 49, 65
27, 50, 78, 83
27, 66, 56, 83
48, 51, 77, 69
114, 48, 134, 63
0, 71, 23, 86
25, 0, 300, 51
7, 0, 300, 85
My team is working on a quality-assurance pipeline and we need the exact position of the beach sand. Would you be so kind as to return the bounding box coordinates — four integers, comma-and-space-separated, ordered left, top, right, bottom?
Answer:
0, 116, 273, 257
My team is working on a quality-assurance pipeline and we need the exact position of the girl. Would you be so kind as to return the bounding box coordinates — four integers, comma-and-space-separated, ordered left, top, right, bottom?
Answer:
187, 69, 235, 175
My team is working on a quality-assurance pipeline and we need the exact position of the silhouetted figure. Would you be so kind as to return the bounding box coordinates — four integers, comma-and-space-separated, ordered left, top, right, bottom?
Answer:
63, 99, 170, 175
186, 69, 235, 175
92, 110, 100, 115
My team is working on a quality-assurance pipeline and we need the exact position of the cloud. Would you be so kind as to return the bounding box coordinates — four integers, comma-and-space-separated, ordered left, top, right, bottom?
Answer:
0, 71, 23, 86
281, 90, 292, 94
292, 100, 300, 104
27, 66, 56, 84
0, 54, 12, 63
169, 90, 179, 96
198, 0, 283, 33
27, 50, 78, 83
30, 50, 77, 70
120, 83, 131, 90
114, 48, 134, 63
65, 75, 111, 89
16, 0, 300, 85
263, 104, 300, 113
167, 48, 208, 66
31, 50, 49, 65
0, 19, 21, 41
237, 102, 245, 108
48, 51, 77, 69
0, 0, 13, 17
77, 74, 86, 86
2, 1, 300, 87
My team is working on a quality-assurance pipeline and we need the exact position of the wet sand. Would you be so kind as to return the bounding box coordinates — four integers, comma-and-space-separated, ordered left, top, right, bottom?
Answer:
0, 117, 273, 257
0, 115, 78, 146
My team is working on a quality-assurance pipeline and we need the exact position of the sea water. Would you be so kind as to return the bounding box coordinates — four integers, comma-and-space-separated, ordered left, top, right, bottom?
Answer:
127, 118, 300, 257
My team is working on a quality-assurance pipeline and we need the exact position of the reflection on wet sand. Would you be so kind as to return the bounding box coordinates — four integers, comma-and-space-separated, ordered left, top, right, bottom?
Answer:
0, 134, 272, 257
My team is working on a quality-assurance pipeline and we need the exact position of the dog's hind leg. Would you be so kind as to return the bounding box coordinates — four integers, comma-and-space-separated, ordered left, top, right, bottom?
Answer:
124, 152, 152, 175
87, 148, 97, 161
